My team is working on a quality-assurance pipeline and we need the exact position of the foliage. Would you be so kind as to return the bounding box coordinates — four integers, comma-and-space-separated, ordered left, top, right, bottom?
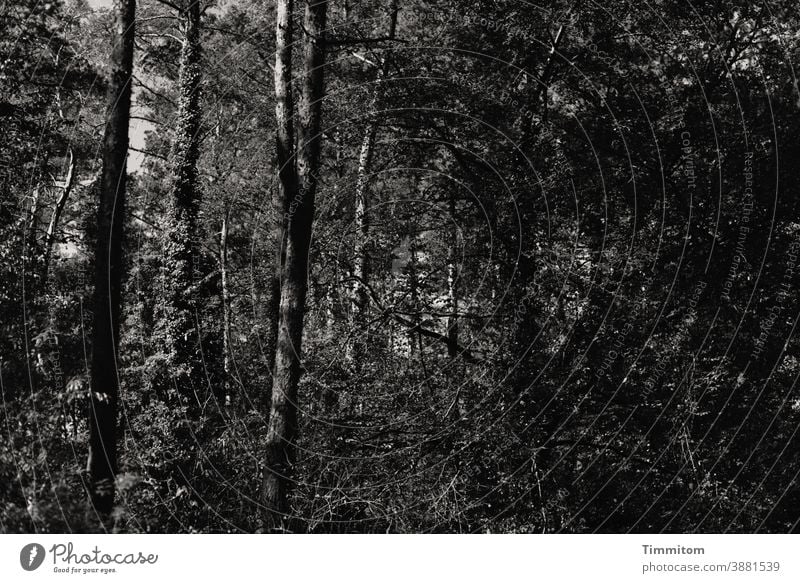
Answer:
2, 0, 800, 533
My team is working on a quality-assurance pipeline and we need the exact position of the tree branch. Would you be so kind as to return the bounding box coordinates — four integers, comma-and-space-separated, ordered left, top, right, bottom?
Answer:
343, 275, 484, 364
129, 145, 169, 162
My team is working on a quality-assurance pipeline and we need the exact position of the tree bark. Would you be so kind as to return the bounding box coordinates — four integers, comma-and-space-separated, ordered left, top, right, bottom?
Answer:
262, 0, 328, 532
87, 0, 135, 516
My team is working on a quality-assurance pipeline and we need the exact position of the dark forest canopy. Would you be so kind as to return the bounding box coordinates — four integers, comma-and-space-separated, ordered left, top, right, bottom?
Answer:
2, 0, 800, 533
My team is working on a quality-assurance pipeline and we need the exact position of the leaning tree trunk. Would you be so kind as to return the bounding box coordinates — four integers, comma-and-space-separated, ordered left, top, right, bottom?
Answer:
43, 149, 75, 283
165, 0, 204, 406
262, 0, 328, 532
87, 0, 135, 515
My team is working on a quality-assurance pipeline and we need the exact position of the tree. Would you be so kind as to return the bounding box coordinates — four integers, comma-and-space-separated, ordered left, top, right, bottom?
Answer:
87, 0, 136, 515
347, 0, 399, 364
262, 0, 328, 531
264, 0, 297, 410
164, 0, 205, 406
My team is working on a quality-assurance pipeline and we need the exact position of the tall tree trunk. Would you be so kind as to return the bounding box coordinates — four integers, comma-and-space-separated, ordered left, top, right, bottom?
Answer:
348, 0, 398, 351
264, 0, 296, 411
165, 0, 203, 406
87, 0, 135, 515
262, 0, 328, 532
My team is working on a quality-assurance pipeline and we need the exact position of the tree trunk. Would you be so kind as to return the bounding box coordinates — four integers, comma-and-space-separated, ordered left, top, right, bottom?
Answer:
347, 122, 376, 364
86, 0, 135, 516
165, 0, 203, 405
349, 0, 398, 339
445, 188, 464, 419
262, 0, 328, 532
220, 202, 231, 404
446, 189, 459, 358
264, 0, 297, 411
407, 233, 420, 357
26, 183, 41, 253
25, 183, 42, 300
351, 125, 375, 318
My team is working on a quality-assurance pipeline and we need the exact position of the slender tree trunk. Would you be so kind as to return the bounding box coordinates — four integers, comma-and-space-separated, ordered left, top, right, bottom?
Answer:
349, 0, 398, 341
350, 124, 375, 317
347, 122, 376, 364
165, 0, 203, 405
26, 183, 41, 252
262, 0, 328, 532
220, 203, 231, 404
446, 189, 459, 358
25, 183, 42, 300
445, 188, 465, 419
264, 0, 296, 411
407, 233, 419, 358
87, 0, 135, 515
